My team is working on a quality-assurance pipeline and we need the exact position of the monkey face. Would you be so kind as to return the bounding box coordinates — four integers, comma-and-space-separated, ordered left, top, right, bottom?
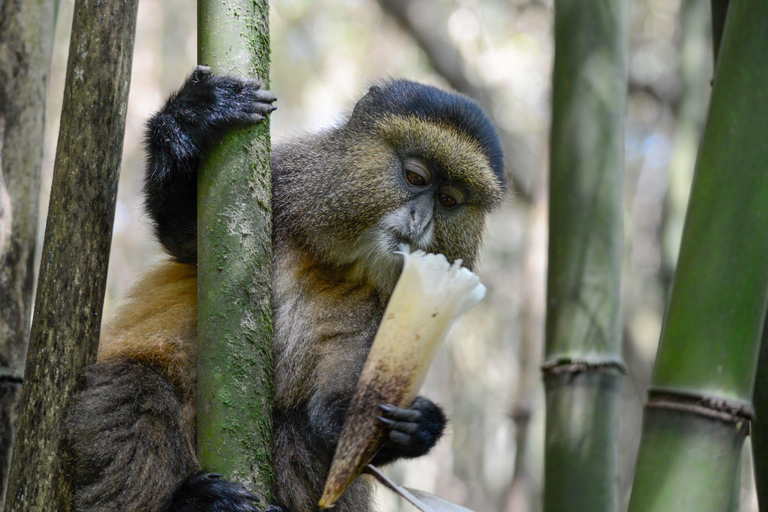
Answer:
272, 80, 506, 293
340, 132, 502, 291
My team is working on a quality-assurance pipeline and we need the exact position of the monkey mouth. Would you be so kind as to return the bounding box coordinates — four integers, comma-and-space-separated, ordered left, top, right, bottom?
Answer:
391, 232, 413, 247
387, 225, 433, 253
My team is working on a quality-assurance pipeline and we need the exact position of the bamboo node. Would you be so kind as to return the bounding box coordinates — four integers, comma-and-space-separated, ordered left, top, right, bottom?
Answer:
646, 387, 754, 424
540, 357, 626, 376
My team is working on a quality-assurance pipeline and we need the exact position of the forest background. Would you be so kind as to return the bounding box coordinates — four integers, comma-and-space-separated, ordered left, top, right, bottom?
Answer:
36, 0, 736, 510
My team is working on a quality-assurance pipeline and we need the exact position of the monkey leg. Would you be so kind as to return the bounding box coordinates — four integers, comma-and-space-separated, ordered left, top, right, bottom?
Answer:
66, 360, 267, 512
65, 360, 198, 511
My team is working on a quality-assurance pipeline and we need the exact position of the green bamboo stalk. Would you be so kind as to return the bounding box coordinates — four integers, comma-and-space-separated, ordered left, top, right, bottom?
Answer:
737, 0, 768, 502
728, 450, 741, 512
752, 316, 768, 509
3, 0, 137, 509
710, 0, 730, 66
196, 0, 274, 501
627, 1, 768, 510
543, 0, 627, 511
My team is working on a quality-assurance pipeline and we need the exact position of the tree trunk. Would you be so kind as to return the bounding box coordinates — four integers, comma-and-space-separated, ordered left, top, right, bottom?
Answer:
3, 0, 138, 509
626, 1, 768, 510
0, 0, 56, 505
196, 0, 275, 501
543, 1, 627, 511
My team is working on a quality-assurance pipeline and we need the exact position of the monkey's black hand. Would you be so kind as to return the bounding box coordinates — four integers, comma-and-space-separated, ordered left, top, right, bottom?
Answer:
174, 65, 278, 130
371, 396, 446, 465
148, 65, 277, 175
144, 65, 277, 264
168, 472, 284, 512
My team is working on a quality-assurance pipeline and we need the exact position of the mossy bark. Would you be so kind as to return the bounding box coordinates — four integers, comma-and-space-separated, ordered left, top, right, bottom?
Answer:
627, 1, 768, 510
196, 0, 274, 500
543, 1, 627, 511
0, 0, 56, 505
2, 0, 138, 510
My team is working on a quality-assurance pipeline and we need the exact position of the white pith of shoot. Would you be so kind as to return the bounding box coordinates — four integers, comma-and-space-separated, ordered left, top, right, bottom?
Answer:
377, 246, 486, 401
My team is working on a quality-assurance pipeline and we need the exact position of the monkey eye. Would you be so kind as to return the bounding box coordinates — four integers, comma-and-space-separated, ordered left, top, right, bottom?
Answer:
403, 159, 431, 188
406, 171, 426, 186
437, 187, 464, 209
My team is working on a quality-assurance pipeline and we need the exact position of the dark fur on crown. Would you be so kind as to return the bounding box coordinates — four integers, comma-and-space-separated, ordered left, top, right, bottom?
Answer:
350, 79, 506, 189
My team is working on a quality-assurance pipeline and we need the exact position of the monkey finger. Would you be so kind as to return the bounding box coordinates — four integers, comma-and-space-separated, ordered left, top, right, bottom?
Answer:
388, 430, 413, 446
378, 416, 419, 434
239, 90, 277, 109
253, 89, 277, 103
191, 65, 212, 82
378, 403, 422, 423
240, 77, 262, 90
243, 113, 266, 124
242, 102, 277, 117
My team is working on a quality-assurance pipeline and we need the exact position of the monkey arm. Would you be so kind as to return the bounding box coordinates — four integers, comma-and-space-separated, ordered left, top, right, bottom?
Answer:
308, 391, 446, 466
306, 371, 447, 467
371, 396, 447, 465
274, 271, 448, 473
143, 66, 276, 263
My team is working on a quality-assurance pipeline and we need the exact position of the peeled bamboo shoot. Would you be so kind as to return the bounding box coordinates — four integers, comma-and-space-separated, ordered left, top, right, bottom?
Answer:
319, 249, 486, 508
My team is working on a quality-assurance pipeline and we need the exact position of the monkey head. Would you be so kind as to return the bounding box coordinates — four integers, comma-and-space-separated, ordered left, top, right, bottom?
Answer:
273, 80, 506, 292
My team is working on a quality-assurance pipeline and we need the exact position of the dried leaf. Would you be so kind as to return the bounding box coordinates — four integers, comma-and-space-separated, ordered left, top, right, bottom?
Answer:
365, 465, 477, 512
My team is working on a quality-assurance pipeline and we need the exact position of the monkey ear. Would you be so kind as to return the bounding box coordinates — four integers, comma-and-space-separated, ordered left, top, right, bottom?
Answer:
349, 85, 385, 124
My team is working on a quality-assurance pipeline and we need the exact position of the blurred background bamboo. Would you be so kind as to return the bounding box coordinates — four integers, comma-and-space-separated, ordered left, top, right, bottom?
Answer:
35, 0, 758, 510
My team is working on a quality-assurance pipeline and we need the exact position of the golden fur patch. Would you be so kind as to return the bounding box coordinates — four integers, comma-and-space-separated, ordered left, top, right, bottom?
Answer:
98, 261, 198, 402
